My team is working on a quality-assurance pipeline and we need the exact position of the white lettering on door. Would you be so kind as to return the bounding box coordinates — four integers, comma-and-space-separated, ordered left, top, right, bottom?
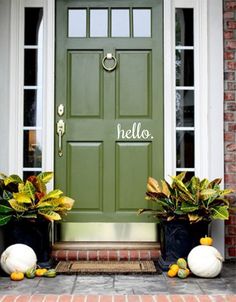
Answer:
117, 122, 154, 140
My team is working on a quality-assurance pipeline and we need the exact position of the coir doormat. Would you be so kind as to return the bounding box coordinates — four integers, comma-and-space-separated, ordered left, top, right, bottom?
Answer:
55, 260, 157, 274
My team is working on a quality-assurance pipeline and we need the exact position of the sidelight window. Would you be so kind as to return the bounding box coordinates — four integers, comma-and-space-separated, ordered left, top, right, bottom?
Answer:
23, 7, 43, 179
175, 8, 195, 179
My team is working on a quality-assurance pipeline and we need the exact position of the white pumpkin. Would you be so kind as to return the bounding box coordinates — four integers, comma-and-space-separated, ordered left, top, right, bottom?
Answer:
187, 245, 223, 278
0, 244, 37, 275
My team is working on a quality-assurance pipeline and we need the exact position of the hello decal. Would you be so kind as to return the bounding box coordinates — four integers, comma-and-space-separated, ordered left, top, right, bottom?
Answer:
117, 122, 154, 140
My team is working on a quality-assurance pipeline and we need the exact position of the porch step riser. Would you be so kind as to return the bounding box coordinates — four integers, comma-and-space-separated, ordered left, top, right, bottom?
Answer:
52, 249, 160, 261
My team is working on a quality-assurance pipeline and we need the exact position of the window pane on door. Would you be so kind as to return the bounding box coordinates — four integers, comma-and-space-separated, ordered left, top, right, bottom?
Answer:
90, 9, 108, 37
68, 9, 86, 37
133, 9, 151, 37
111, 9, 130, 37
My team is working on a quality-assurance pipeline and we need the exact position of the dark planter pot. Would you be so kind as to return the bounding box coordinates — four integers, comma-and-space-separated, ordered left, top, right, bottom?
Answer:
4, 219, 52, 267
158, 220, 209, 271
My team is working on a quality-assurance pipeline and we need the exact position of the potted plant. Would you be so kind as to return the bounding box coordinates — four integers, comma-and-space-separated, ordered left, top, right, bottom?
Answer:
138, 172, 234, 270
0, 172, 74, 266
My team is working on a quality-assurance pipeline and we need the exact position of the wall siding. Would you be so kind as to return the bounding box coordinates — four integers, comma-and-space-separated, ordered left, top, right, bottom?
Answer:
224, 0, 236, 258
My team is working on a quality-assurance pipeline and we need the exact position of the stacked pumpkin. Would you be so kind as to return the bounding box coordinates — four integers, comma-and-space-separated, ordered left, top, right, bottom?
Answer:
167, 236, 224, 279
0, 244, 56, 281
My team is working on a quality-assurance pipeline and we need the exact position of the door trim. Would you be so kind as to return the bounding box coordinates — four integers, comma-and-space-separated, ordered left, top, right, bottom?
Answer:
7, 0, 224, 254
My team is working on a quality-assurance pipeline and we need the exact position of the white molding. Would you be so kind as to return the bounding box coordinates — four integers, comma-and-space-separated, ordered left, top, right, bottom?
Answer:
207, 0, 224, 258
164, 0, 175, 180
9, 0, 24, 176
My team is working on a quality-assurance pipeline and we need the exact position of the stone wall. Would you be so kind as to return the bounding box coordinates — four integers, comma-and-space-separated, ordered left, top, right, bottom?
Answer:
224, 0, 236, 258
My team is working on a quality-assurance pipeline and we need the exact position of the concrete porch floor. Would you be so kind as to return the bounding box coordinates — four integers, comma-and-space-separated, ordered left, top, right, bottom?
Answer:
0, 261, 235, 301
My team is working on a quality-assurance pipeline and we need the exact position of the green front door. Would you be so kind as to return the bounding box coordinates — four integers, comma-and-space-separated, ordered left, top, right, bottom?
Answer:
55, 0, 163, 226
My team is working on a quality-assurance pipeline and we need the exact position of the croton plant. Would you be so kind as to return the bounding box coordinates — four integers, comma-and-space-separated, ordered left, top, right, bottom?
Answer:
0, 172, 74, 226
138, 172, 234, 223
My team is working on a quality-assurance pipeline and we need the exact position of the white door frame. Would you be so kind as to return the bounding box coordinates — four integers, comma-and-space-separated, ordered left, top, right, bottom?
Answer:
8, 0, 224, 255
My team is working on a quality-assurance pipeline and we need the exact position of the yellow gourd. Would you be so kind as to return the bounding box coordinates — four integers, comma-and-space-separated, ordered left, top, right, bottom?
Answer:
200, 236, 213, 246
35, 268, 48, 277
10, 271, 24, 281
169, 264, 179, 273
167, 269, 178, 277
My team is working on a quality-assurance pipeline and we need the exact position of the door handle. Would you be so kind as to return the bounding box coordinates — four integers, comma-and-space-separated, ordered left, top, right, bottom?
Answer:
57, 119, 65, 157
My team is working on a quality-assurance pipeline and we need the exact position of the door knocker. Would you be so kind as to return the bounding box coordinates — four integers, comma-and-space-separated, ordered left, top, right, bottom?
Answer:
102, 53, 117, 72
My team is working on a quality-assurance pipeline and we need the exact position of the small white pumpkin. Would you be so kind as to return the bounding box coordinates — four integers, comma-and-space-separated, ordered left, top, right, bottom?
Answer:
187, 245, 223, 278
0, 244, 37, 275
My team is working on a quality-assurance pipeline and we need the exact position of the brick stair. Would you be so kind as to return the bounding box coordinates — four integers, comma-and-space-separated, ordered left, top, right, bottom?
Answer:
51, 242, 160, 262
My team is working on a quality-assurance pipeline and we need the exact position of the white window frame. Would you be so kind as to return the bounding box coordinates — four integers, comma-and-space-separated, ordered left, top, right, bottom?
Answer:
164, 0, 224, 256
9, 0, 54, 182
9, 0, 224, 254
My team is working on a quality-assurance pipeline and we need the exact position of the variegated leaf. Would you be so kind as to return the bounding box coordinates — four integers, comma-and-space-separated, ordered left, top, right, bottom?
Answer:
161, 180, 170, 197
188, 213, 202, 222
0, 214, 12, 226
23, 180, 36, 200
4, 174, 23, 186
13, 192, 32, 204
40, 189, 63, 202
211, 206, 229, 220
200, 178, 209, 190
147, 177, 161, 193
0, 173, 7, 180
181, 202, 199, 213
37, 172, 53, 184
3, 190, 12, 200
58, 196, 75, 210
200, 189, 217, 201
0, 204, 13, 213
39, 210, 61, 221
8, 199, 28, 212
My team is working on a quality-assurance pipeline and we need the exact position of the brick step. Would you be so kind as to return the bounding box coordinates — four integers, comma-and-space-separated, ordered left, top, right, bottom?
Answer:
52, 242, 160, 261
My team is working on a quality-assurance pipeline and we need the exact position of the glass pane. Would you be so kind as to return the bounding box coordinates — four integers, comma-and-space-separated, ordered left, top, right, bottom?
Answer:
24, 49, 38, 86
24, 89, 43, 127
176, 90, 194, 127
133, 9, 151, 37
176, 50, 194, 86
68, 9, 86, 37
176, 131, 194, 168
90, 9, 108, 37
23, 130, 42, 167
176, 8, 193, 46
23, 171, 41, 181
25, 8, 43, 45
111, 9, 130, 37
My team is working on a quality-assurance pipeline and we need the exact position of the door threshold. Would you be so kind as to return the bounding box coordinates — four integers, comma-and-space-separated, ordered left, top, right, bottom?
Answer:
53, 241, 160, 251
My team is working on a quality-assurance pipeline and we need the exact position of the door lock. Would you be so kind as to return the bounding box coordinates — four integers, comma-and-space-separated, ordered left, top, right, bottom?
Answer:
57, 119, 65, 157
57, 104, 65, 116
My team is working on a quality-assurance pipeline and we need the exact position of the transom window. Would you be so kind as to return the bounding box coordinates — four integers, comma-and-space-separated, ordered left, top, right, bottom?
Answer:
68, 8, 151, 38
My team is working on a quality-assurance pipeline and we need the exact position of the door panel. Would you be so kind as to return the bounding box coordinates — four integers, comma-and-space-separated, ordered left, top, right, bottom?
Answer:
55, 0, 163, 224
68, 51, 103, 118
115, 142, 152, 211
117, 51, 151, 118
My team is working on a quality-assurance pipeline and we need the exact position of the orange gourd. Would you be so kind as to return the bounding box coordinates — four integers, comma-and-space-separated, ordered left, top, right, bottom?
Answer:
200, 236, 213, 246
10, 271, 24, 281
167, 269, 178, 278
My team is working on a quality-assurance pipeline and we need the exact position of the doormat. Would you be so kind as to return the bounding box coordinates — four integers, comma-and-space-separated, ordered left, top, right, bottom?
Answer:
55, 260, 158, 274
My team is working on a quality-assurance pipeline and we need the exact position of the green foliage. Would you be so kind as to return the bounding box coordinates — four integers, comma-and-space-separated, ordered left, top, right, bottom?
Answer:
139, 172, 234, 223
0, 172, 75, 226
